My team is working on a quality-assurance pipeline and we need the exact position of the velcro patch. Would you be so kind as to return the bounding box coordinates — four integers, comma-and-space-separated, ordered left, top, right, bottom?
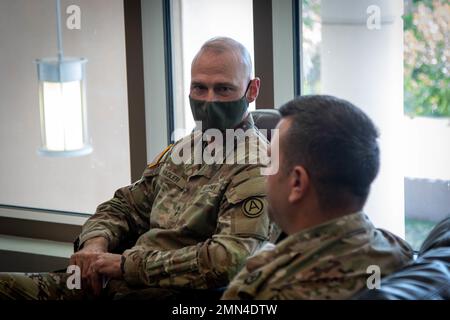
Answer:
160, 167, 186, 189
200, 183, 222, 194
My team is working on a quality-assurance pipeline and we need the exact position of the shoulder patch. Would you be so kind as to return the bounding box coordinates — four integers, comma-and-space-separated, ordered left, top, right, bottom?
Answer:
147, 144, 173, 169
242, 197, 264, 218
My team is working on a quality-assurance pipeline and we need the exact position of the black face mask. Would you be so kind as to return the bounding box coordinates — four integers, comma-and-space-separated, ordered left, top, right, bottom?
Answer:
189, 82, 251, 131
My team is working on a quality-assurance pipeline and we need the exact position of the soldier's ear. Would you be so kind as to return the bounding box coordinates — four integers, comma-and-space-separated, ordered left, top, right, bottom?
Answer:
288, 165, 309, 203
246, 77, 260, 103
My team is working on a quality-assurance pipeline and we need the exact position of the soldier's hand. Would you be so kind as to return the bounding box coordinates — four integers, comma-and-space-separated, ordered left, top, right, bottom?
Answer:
92, 253, 123, 280
70, 237, 108, 296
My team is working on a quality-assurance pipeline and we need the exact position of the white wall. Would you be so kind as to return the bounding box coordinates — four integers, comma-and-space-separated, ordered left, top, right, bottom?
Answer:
403, 117, 450, 181
404, 117, 450, 222
0, 0, 131, 214
321, 0, 405, 236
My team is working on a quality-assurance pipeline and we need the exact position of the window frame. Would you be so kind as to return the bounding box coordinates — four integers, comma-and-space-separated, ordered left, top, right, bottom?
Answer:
0, 0, 152, 247
0, 0, 302, 251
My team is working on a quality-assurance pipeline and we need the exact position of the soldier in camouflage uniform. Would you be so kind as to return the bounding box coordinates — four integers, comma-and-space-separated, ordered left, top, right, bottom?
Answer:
222, 95, 414, 300
0, 37, 278, 300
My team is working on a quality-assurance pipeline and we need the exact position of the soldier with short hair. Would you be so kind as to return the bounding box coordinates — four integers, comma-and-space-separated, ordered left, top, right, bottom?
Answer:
0, 37, 278, 300
221, 95, 414, 300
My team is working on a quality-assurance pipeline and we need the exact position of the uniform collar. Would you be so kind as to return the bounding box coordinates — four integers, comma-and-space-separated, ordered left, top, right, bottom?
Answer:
176, 114, 258, 170
235, 113, 255, 131
277, 211, 373, 253
245, 212, 373, 273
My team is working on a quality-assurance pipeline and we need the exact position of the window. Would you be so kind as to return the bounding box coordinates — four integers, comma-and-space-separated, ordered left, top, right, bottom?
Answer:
300, 0, 449, 248
171, 0, 255, 140
0, 0, 131, 215
403, 0, 449, 250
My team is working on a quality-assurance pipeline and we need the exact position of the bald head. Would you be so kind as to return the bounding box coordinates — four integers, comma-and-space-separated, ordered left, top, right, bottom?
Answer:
190, 37, 260, 104
192, 37, 253, 81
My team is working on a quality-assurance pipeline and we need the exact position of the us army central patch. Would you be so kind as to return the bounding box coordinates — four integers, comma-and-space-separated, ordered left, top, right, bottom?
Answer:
242, 197, 264, 218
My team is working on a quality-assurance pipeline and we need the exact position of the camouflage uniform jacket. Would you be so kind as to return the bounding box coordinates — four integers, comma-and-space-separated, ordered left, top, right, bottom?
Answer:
222, 212, 413, 300
76, 115, 277, 289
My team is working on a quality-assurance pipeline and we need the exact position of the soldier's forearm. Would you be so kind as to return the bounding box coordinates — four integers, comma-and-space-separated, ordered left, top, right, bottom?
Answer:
83, 236, 109, 252
122, 236, 253, 289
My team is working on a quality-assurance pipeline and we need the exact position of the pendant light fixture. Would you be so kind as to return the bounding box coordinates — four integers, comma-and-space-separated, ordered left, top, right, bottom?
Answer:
36, 0, 91, 157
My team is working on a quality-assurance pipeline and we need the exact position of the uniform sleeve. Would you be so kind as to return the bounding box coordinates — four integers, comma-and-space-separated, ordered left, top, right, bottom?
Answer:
121, 166, 272, 289
75, 147, 171, 252
220, 266, 252, 300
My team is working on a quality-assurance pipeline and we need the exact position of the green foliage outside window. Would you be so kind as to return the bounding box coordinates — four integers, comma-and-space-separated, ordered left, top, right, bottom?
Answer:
404, 0, 449, 117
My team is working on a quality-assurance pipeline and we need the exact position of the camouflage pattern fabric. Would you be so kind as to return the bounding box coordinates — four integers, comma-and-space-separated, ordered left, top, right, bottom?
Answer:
0, 115, 278, 300
0, 273, 180, 300
0, 273, 83, 300
221, 212, 414, 300
76, 115, 278, 291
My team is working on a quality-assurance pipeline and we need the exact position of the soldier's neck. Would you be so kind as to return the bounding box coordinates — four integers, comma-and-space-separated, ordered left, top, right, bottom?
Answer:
288, 203, 362, 235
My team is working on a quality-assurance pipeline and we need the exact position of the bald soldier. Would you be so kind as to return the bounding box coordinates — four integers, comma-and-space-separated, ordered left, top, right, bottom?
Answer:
222, 95, 414, 300
0, 37, 278, 300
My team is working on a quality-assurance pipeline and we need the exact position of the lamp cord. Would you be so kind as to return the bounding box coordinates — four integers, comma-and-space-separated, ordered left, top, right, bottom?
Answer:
56, 0, 63, 60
